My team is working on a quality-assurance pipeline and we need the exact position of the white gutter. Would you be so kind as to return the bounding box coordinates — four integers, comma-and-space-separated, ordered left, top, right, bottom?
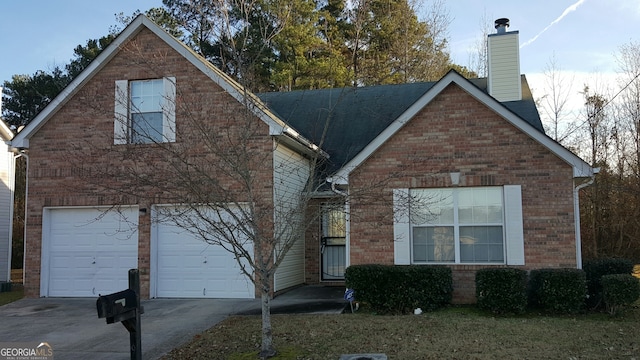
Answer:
574, 167, 599, 269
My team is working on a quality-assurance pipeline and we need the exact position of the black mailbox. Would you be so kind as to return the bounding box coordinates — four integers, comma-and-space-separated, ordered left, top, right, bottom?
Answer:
96, 269, 143, 360
97, 289, 137, 324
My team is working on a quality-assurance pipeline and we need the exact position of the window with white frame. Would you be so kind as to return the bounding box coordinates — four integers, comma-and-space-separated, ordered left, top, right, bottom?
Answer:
410, 187, 505, 264
394, 185, 525, 265
114, 77, 176, 144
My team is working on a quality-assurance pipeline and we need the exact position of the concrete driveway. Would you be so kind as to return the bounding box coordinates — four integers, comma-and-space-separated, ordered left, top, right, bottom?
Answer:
0, 297, 256, 359
0, 286, 345, 359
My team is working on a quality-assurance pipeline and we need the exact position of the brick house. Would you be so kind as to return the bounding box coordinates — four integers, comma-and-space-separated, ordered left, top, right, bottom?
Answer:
10, 16, 316, 299
260, 18, 596, 303
10, 16, 595, 303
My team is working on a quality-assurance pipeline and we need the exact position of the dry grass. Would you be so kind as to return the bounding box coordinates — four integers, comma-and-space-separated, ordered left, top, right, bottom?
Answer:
0, 283, 24, 307
164, 304, 640, 360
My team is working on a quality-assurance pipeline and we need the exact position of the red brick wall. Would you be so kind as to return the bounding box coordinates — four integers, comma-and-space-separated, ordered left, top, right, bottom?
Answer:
348, 84, 577, 303
304, 200, 322, 284
23, 28, 273, 298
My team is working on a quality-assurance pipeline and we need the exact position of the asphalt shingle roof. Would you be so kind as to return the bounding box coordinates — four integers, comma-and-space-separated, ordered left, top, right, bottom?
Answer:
258, 75, 543, 174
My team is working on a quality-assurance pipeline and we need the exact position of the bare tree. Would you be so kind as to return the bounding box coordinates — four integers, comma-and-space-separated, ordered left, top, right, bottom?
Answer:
538, 54, 577, 143
412, 0, 452, 81
467, 10, 492, 78
581, 85, 611, 167
616, 41, 640, 176
64, 2, 311, 357
81, 71, 324, 359
579, 84, 610, 260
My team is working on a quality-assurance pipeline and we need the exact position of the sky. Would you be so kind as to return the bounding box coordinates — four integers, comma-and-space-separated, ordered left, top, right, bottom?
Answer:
1, 0, 639, 114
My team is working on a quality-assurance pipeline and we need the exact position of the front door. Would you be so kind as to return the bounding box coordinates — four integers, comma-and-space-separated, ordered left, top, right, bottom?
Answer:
321, 205, 346, 280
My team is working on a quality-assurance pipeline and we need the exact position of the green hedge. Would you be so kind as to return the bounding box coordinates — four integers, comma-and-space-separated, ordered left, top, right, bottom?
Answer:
601, 274, 640, 315
345, 264, 452, 314
475, 268, 528, 314
583, 258, 634, 309
528, 268, 586, 314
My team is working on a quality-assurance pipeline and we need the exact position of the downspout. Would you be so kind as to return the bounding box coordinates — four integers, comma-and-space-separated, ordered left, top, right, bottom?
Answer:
574, 168, 599, 269
11, 150, 28, 284
328, 178, 348, 197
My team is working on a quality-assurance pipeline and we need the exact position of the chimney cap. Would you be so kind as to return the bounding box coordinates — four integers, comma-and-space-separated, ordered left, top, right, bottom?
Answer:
494, 18, 510, 33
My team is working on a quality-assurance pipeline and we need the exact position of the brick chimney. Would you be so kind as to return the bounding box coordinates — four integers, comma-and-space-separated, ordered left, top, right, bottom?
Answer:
487, 18, 522, 102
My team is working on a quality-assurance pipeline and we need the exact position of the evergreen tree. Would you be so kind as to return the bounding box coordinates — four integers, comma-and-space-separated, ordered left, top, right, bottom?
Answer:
2, 69, 68, 127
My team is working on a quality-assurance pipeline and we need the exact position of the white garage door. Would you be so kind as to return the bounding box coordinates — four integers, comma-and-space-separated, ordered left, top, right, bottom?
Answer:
43, 207, 138, 297
153, 207, 254, 298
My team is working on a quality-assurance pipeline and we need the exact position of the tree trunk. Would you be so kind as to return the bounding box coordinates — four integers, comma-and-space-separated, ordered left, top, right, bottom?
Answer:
259, 287, 276, 359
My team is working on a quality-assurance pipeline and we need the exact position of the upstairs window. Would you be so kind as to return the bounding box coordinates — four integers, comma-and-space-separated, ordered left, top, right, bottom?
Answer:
114, 77, 176, 144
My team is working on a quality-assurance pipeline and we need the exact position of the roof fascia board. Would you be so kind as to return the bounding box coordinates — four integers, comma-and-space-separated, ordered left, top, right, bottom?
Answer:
332, 71, 593, 185
274, 133, 329, 159
0, 119, 13, 141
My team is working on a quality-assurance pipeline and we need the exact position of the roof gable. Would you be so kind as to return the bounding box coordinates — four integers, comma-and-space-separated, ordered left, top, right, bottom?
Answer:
10, 15, 302, 150
333, 71, 593, 182
260, 71, 593, 182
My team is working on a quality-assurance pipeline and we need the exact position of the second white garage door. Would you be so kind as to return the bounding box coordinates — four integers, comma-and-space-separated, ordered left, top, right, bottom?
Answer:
152, 207, 255, 298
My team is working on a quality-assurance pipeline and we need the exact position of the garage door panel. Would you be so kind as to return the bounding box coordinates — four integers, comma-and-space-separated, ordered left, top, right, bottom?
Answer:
49, 279, 93, 297
50, 236, 92, 250
97, 253, 137, 268
44, 207, 138, 297
154, 207, 254, 299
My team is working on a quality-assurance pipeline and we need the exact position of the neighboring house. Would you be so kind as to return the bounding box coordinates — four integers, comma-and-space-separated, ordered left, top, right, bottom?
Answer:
10, 16, 595, 303
0, 117, 15, 285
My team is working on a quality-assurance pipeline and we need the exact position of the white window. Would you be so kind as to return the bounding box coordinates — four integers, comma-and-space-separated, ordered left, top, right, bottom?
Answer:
114, 77, 176, 144
393, 185, 524, 265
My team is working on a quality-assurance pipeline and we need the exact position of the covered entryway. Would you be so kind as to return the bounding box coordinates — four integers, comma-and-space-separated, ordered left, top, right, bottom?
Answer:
321, 204, 346, 280
151, 206, 255, 299
41, 207, 139, 297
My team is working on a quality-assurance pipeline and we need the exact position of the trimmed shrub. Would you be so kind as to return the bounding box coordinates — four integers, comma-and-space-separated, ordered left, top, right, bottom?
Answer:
583, 258, 634, 309
345, 264, 452, 314
528, 268, 586, 314
476, 268, 528, 314
601, 274, 640, 315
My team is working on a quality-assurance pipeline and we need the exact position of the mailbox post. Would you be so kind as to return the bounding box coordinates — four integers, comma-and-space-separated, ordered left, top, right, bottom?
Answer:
96, 269, 143, 360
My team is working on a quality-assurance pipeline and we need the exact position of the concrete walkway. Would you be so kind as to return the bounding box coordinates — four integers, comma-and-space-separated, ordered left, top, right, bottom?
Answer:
0, 285, 346, 359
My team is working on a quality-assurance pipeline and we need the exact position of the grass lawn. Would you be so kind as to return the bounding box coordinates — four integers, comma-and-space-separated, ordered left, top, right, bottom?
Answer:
0, 284, 24, 306
163, 303, 640, 360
